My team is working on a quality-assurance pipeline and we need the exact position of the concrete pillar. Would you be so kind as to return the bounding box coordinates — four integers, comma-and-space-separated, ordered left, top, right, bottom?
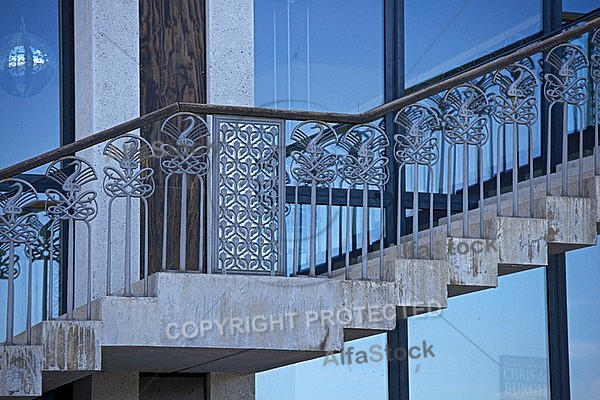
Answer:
74, 0, 141, 303
207, 372, 255, 400
207, 0, 254, 106
139, 376, 206, 400
73, 372, 139, 400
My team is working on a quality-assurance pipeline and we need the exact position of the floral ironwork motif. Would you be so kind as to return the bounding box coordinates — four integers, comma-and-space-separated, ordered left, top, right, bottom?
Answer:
0, 242, 20, 279
442, 84, 490, 146
394, 104, 440, 167
0, 179, 40, 247
30, 220, 60, 263
543, 43, 589, 106
103, 135, 155, 199
492, 63, 539, 125
339, 125, 389, 188
159, 113, 210, 177
289, 120, 338, 186
45, 157, 98, 222
216, 118, 284, 274
588, 29, 599, 82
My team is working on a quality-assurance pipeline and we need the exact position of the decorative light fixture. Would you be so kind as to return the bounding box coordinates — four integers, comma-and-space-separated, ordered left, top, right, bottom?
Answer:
0, 18, 56, 97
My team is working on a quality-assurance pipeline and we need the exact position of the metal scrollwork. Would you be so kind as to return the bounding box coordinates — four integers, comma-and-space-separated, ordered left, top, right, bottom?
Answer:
0, 179, 40, 247
394, 104, 440, 258
45, 157, 98, 222
103, 134, 155, 297
589, 29, 600, 84
289, 120, 338, 277
543, 43, 589, 106
290, 120, 339, 186
103, 135, 155, 199
492, 63, 539, 125
0, 178, 39, 342
394, 104, 440, 167
216, 118, 284, 275
159, 113, 210, 177
443, 84, 489, 237
443, 84, 490, 146
492, 62, 539, 217
339, 124, 389, 279
0, 242, 20, 279
339, 124, 389, 188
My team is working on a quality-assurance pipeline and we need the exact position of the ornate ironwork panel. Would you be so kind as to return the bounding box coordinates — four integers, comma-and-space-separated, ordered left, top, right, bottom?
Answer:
212, 116, 285, 275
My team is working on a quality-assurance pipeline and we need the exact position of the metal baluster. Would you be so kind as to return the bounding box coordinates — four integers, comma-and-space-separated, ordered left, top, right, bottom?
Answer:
159, 113, 209, 272
290, 120, 338, 277
198, 178, 205, 274
106, 200, 113, 295
6, 242, 15, 344
309, 179, 316, 276
327, 186, 332, 277
293, 187, 299, 276
143, 197, 150, 295
442, 84, 489, 238
103, 136, 155, 294
340, 124, 389, 280
180, 174, 188, 271
543, 44, 589, 196
26, 247, 32, 343
162, 174, 170, 270
86, 221, 92, 319
394, 105, 439, 255
592, 30, 600, 175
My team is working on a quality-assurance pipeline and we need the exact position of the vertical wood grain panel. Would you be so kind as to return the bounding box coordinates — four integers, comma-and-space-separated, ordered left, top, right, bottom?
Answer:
140, 0, 206, 273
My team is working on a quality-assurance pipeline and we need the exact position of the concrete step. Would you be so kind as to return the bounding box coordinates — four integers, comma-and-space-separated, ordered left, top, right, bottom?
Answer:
84, 270, 446, 376
0, 345, 42, 399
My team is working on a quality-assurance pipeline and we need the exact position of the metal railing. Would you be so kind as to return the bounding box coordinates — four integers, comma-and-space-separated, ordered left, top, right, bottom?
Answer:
0, 16, 599, 345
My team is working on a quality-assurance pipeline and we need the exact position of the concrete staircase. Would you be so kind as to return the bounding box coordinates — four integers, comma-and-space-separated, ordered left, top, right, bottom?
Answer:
1, 157, 599, 399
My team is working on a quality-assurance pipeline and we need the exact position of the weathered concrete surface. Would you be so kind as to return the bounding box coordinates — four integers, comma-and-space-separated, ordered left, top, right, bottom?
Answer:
0, 346, 42, 399
486, 217, 548, 275
139, 376, 206, 400
446, 237, 498, 297
72, 372, 139, 400
535, 196, 597, 254
30, 321, 102, 372
36, 321, 102, 393
584, 176, 600, 233
89, 269, 449, 374
208, 372, 254, 400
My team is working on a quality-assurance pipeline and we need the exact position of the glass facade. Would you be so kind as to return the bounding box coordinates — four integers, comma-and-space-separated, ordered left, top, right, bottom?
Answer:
404, 0, 542, 88
409, 269, 550, 399
0, 0, 61, 169
566, 238, 600, 399
0, 0, 62, 343
254, 0, 384, 113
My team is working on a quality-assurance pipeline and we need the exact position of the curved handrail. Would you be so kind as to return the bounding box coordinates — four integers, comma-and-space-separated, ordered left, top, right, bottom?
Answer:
1, 14, 599, 180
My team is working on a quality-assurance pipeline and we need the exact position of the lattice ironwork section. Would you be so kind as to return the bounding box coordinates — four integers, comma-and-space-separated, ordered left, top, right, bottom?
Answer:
213, 117, 285, 275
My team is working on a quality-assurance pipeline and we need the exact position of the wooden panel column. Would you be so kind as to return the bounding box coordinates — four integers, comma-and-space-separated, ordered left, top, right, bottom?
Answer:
139, 0, 206, 273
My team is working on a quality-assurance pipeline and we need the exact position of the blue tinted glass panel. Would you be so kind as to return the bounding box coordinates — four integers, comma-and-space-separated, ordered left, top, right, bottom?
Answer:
409, 268, 550, 399
254, 0, 384, 113
563, 1, 598, 14
566, 238, 600, 399
0, 0, 60, 169
405, 1, 542, 88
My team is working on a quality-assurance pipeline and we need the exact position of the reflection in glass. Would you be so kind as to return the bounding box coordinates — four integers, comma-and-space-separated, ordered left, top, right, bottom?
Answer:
409, 268, 550, 399
566, 238, 600, 399
0, 25, 57, 97
405, 0, 542, 88
254, 0, 384, 113
0, 0, 60, 169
